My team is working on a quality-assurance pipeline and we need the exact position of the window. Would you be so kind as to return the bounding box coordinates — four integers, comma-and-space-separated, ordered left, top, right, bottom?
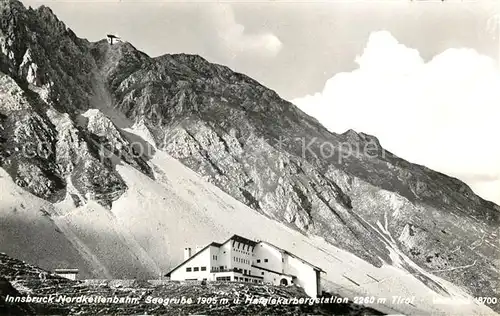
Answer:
186, 267, 192, 272
244, 269, 247, 275
245, 278, 249, 282
261, 272, 264, 275
257, 259, 261, 263
264, 259, 268, 263
193, 267, 199, 272
201, 267, 206, 271
216, 276, 231, 281
282, 258, 284, 262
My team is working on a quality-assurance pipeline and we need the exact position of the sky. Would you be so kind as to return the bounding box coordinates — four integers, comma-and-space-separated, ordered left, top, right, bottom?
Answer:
21, 0, 500, 205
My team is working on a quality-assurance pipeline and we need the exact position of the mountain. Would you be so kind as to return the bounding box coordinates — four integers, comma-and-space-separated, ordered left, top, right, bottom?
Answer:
0, 0, 498, 315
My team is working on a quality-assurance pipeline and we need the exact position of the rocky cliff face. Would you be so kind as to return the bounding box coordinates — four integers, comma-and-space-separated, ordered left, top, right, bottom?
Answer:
0, 1, 155, 208
0, 0, 498, 312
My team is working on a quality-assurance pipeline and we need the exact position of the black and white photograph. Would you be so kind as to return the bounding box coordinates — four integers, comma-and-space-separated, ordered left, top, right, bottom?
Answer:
0, 0, 499, 315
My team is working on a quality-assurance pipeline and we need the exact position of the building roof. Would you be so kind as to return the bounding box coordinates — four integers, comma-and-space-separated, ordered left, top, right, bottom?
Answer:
259, 241, 326, 273
213, 268, 264, 279
226, 235, 258, 247
164, 242, 221, 277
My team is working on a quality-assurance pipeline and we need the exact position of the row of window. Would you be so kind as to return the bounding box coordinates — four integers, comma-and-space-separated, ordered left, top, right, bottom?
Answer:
186, 256, 274, 273
186, 267, 264, 277
233, 248, 251, 256
186, 266, 207, 272
212, 266, 227, 271
238, 269, 251, 276
234, 257, 250, 264
233, 257, 273, 265
216, 276, 263, 283
232, 241, 253, 252
236, 277, 261, 283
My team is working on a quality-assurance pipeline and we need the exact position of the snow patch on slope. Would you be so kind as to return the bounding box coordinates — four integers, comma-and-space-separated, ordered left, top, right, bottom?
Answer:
123, 119, 157, 149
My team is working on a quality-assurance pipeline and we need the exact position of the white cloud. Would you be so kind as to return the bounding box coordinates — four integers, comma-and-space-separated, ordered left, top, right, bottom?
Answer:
207, 4, 282, 58
293, 30, 500, 205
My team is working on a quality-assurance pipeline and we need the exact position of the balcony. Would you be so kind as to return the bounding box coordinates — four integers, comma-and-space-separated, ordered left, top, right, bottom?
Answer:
209, 268, 262, 279
210, 268, 249, 275
210, 268, 242, 273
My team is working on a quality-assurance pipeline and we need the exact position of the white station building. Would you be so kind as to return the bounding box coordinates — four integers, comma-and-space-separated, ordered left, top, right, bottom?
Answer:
165, 235, 325, 297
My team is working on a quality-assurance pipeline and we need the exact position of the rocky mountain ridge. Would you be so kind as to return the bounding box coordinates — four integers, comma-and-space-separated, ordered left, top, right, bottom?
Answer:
0, 0, 498, 313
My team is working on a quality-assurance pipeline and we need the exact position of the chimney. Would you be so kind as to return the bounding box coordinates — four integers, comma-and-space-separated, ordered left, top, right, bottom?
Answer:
184, 247, 192, 260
